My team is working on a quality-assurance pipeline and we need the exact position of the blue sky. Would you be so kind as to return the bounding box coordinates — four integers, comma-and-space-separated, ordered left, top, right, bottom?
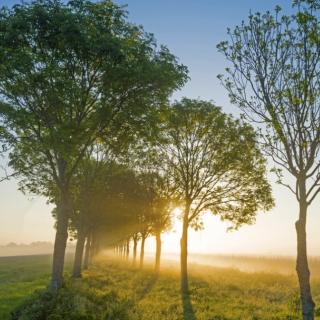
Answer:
1, 0, 318, 256
116, 0, 292, 108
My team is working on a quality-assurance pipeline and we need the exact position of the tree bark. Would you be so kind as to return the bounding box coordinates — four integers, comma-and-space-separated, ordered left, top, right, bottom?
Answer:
116, 245, 120, 257
50, 190, 70, 291
126, 239, 130, 261
120, 245, 124, 259
72, 228, 86, 278
140, 236, 146, 269
180, 202, 190, 294
296, 179, 315, 320
155, 231, 161, 273
89, 232, 97, 263
133, 237, 138, 267
83, 232, 91, 270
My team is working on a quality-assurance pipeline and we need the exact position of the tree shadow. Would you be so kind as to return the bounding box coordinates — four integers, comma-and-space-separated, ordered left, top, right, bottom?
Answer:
136, 273, 158, 301
181, 289, 196, 320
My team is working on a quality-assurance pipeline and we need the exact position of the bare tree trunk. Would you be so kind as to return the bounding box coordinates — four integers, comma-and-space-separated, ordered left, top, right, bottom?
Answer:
72, 228, 86, 278
126, 239, 130, 261
296, 179, 315, 320
50, 190, 70, 291
133, 237, 138, 267
89, 232, 96, 266
83, 232, 91, 270
117, 245, 120, 257
180, 203, 190, 294
155, 231, 161, 273
140, 236, 146, 269
121, 245, 124, 259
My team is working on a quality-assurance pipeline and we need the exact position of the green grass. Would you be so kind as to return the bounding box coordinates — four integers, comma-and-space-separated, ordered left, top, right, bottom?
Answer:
2, 254, 320, 319
0, 254, 72, 320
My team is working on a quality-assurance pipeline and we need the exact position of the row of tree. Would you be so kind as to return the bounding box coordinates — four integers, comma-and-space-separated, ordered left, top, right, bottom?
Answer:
1, 0, 319, 319
66, 96, 275, 284
0, 0, 273, 295
69, 154, 173, 276
0, 0, 187, 291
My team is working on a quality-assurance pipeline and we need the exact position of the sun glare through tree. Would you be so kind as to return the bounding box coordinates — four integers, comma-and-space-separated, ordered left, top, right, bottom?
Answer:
1, 1, 320, 320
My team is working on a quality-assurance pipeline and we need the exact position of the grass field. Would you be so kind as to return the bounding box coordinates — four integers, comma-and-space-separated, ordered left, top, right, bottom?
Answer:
2, 254, 320, 319
0, 254, 72, 320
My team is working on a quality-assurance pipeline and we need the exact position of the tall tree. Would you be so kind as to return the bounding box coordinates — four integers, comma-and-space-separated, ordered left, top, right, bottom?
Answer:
151, 196, 172, 273
142, 172, 173, 273
85, 162, 146, 263
217, 1, 320, 318
131, 232, 140, 267
70, 148, 111, 278
0, 0, 187, 290
160, 99, 273, 293
135, 171, 168, 270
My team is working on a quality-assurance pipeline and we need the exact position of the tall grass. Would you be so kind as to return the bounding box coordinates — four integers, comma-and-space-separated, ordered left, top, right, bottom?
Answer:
4, 254, 320, 319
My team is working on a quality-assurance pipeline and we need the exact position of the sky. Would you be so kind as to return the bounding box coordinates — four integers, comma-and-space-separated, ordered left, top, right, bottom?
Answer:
1, 0, 320, 256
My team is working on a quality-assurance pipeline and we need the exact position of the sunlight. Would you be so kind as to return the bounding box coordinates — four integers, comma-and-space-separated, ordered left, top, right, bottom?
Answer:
1, 0, 318, 318
172, 207, 183, 217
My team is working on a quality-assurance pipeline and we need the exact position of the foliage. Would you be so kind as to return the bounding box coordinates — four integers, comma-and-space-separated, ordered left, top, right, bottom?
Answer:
217, 1, 320, 202
159, 98, 274, 230
0, 0, 187, 198
217, 1, 320, 316
0, 0, 187, 288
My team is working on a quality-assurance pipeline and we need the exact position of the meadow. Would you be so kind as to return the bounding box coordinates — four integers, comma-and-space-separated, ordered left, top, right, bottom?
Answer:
2, 254, 320, 320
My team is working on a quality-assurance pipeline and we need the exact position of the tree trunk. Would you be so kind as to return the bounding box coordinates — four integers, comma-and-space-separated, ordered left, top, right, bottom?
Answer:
140, 236, 146, 269
133, 237, 138, 267
50, 191, 70, 291
155, 231, 161, 273
296, 179, 315, 320
89, 232, 97, 263
121, 245, 124, 259
117, 245, 120, 257
91, 234, 100, 258
180, 203, 190, 294
83, 232, 91, 270
126, 239, 130, 261
72, 228, 86, 278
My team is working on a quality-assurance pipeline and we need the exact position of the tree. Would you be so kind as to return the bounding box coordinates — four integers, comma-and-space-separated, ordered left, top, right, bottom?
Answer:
70, 148, 111, 278
143, 173, 172, 273
0, 0, 187, 290
131, 232, 140, 267
151, 196, 172, 273
217, 1, 320, 318
134, 171, 170, 270
137, 209, 153, 270
81, 161, 148, 266
160, 99, 273, 293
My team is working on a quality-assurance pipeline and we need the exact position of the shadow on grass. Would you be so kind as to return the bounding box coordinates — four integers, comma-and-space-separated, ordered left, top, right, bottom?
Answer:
136, 273, 159, 301
181, 288, 196, 320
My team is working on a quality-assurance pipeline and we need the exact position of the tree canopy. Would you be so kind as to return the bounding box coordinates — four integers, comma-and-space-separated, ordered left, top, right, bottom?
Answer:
0, 0, 187, 289
158, 98, 273, 292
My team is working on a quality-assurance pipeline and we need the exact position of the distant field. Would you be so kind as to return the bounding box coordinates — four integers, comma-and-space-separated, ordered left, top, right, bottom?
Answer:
144, 252, 320, 277
1, 254, 320, 319
186, 253, 320, 277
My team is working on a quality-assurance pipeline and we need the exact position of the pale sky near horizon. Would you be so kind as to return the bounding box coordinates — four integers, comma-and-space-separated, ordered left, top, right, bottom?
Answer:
1, 0, 320, 256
